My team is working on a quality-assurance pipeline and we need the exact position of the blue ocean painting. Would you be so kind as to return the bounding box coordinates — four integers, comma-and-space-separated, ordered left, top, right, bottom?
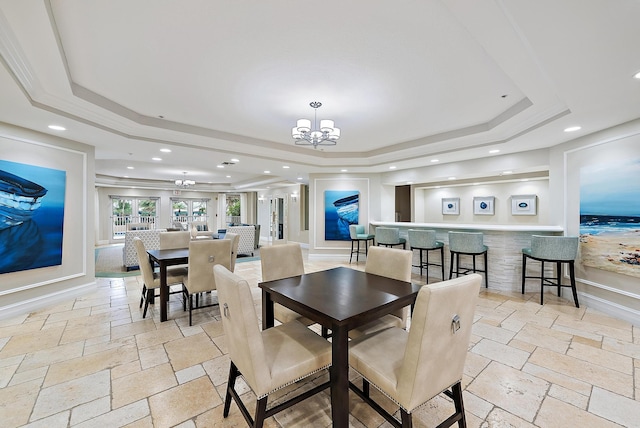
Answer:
324, 190, 359, 241
0, 160, 66, 274
579, 159, 640, 277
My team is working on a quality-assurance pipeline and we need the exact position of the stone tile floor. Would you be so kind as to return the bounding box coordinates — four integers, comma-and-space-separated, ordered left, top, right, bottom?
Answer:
1, 254, 639, 427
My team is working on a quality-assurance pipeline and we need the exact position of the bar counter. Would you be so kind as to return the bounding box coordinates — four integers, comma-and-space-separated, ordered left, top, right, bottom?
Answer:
370, 221, 564, 292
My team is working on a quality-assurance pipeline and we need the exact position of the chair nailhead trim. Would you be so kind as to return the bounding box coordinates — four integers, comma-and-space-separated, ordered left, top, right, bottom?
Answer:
255, 364, 332, 400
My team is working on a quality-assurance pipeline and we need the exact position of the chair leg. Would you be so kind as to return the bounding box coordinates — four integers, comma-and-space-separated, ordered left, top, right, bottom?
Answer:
440, 247, 445, 281
419, 249, 424, 278
363, 378, 370, 398
521, 254, 527, 294
142, 288, 153, 318
452, 381, 466, 428
140, 284, 146, 308
254, 396, 268, 428
224, 362, 239, 417
189, 294, 193, 326
556, 261, 562, 297
449, 251, 455, 279
350, 241, 354, 263
569, 261, 579, 308
400, 409, 412, 428
540, 261, 545, 306
484, 251, 488, 288
356, 240, 361, 263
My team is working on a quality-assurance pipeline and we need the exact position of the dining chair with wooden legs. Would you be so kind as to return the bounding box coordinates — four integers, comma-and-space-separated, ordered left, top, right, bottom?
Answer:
348, 246, 413, 339
214, 265, 332, 428
349, 274, 482, 428
132, 237, 187, 318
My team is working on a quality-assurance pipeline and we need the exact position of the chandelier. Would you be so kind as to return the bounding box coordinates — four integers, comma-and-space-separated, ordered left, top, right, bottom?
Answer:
175, 172, 195, 188
292, 101, 340, 149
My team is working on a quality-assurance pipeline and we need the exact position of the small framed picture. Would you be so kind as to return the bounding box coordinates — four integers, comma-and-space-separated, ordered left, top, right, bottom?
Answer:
473, 196, 495, 215
442, 197, 460, 215
511, 194, 537, 215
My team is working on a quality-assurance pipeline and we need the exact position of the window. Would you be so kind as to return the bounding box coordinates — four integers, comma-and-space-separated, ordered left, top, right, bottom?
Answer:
110, 196, 159, 239
170, 198, 210, 229
225, 194, 241, 225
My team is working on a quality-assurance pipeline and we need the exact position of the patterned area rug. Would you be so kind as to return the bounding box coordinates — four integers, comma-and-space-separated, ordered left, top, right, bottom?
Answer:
94, 244, 261, 278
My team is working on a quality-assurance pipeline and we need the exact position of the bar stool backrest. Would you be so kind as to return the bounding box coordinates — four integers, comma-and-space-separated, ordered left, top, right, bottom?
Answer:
349, 224, 367, 239
448, 231, 485, 253
408, 229, 437, 249
530, 235, 578, 260
376, 227, 401, 245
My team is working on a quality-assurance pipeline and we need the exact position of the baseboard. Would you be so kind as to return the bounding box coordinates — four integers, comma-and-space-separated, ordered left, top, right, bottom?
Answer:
578, 291, 640, 327
0, 281, 97, 321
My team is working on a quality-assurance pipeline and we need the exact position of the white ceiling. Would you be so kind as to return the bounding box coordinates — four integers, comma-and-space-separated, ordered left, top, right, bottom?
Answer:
0, 0, 639, 192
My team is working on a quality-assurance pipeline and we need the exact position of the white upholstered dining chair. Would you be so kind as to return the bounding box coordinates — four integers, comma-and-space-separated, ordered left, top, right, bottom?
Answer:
348, 246, 413, 339
349, 273, 482, 428
132, 237, 187, 318
213, 265, 332, 428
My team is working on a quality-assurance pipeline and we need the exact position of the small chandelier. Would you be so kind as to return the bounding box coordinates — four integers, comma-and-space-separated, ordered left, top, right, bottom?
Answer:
292, 101, 340, 149
175, 172, 195, 188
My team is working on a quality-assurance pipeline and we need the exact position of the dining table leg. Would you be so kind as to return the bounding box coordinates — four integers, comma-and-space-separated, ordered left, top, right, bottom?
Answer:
330, 323, 349, 428
262, 291, 275, 330
159, 263, 168, 322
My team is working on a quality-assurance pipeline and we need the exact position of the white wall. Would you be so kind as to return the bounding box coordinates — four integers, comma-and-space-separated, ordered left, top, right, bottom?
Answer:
0, 122, 96, 319
414, 178, 550, 225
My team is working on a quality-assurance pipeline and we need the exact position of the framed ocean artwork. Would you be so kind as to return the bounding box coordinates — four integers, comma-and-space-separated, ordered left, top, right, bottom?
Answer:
324, 190, 359, 241
473, 196, 495, 215
511, 194, 537, 215
579, 158, 640, 279
0, 160, 66, 274
442, 197, 460, 215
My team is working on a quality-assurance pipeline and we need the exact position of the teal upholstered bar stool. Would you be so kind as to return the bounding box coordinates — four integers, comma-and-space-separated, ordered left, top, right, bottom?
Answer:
349, 224, 375, 263
408, 229, 444, 282
375, 227, 406, 249
522, 235, 579, 307
448, 231, 488, 287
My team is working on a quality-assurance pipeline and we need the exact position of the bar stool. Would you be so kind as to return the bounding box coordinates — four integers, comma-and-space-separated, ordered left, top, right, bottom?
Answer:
349, 224, 375, 263
408, 229, 444, 282
522, 235, 579, 307
375, 227, 406, 249
448, 231, 488, 287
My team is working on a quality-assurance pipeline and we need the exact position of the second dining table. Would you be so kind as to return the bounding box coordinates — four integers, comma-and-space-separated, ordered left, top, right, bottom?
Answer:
259, 266, 421, 428
147, 247, 189, 322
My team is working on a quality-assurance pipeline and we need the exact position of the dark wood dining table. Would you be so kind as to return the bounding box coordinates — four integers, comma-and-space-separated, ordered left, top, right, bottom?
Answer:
146, 248, 189, 322
259, 266, 421, 428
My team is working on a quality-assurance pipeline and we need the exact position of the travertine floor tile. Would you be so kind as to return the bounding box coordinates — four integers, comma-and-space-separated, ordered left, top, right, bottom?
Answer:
588, 387, 640, 427
535, 396, 622, 427
164, 332, 222, 372
112, 363, 178, 409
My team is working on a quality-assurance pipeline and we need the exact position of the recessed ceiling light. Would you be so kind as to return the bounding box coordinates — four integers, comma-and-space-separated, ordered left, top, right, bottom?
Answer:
341, 169, 348, 172
127, 166, 134, 170
160, 148, 171, 153
564, 126, 581, 132
48, 125, 66, 131
297, 177, 303, 180
503, 171, 513, 175
448, 177, 456, 181
389, 166, 397, 170
231, 158, 239, 163
430, 159, 439, 163
407, 181, 413, 185
634, 71, 640, 79
521, 179, 529, 182
123, 176, 129, 178
226, 175, 231, 178
217, 165, 224, 168
264, 170, 271, 174
473, 183, 479, 186
435, 186, 441, 189
283, 166, 290, 169
489, 149, 500, 154
152, 157, 162, 161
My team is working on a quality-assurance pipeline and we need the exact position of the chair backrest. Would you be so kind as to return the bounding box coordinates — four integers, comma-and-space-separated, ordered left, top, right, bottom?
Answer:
133, 237, 156, 289
397, 273, 481, 411
530, 235, 578, 260
214, 265, 270, 397
365, 246, 412, 326
408, 229, 437, 249
187, 239, 232, 294
349, 224, 366, 239
225, 232, 240, 271
448, 231, 485, 253
375, 227, 400, 245
160, 231, 190, 250
260, 243, 304, 282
